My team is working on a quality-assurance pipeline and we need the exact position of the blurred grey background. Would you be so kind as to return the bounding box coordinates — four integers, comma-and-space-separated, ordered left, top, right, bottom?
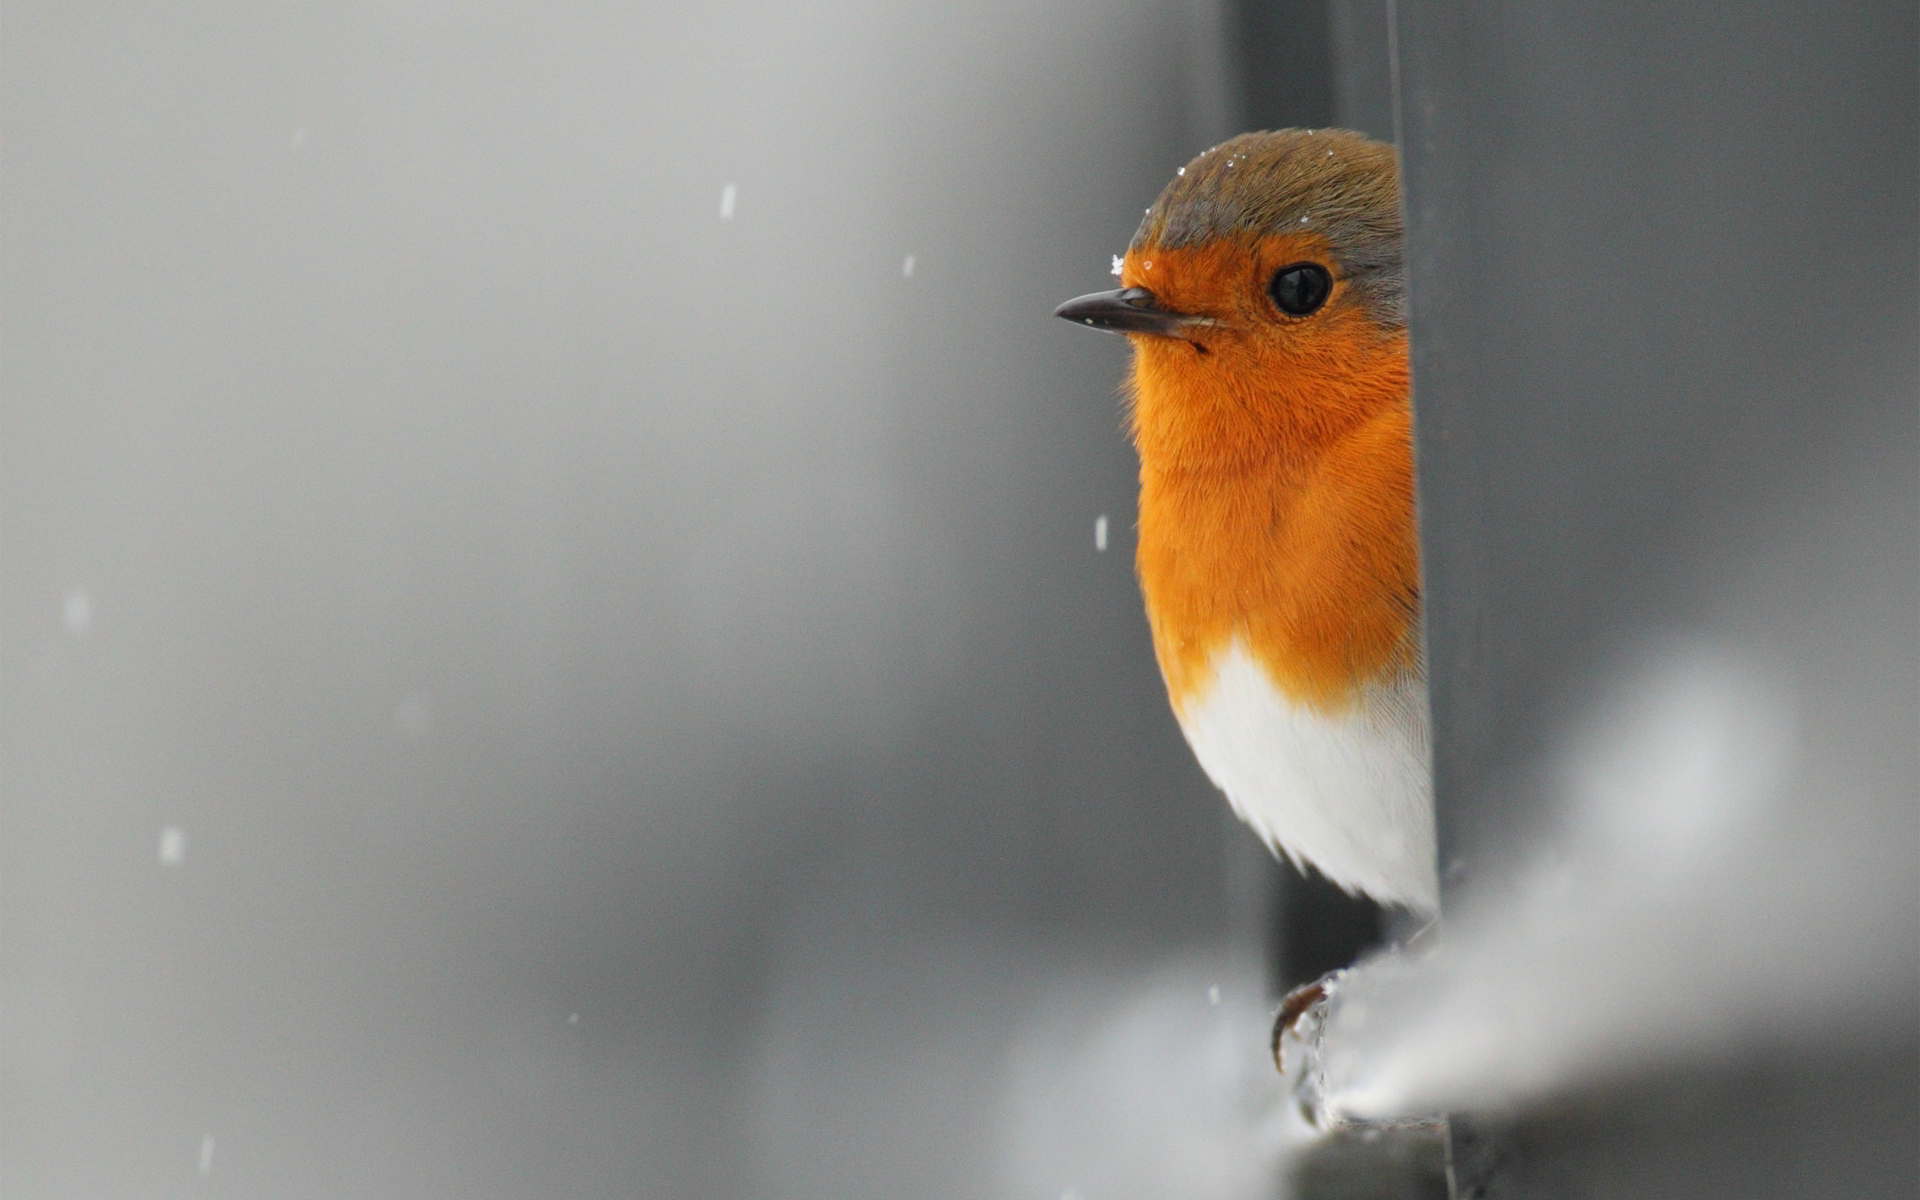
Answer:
1, 4, 1343, 1196
10, 2, 1913, 1198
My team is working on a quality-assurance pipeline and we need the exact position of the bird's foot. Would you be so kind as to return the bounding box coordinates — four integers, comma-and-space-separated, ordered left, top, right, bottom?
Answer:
1271, 949, 1450, 1134
1270, 969, 1343, 1075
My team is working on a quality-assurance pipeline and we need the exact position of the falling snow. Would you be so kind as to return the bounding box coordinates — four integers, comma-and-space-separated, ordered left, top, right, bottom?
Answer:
1208, 985, 1221, 1006
1095, 515, 1109, 553
199, 1135, 216, 1177
159, 827, 187, 867
1110, 254, 1123, 277
901, 254, 916, 279
719, 183, 737, 221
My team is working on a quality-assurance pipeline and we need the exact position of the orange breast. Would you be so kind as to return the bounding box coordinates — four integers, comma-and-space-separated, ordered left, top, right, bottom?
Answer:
1131, 327, 1419, 715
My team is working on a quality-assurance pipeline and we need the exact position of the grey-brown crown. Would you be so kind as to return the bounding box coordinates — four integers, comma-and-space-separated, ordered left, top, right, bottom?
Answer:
1131, 129, 1406, 330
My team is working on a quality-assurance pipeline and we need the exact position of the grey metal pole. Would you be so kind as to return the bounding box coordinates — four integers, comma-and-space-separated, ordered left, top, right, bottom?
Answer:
1391, 1, 1918, 1195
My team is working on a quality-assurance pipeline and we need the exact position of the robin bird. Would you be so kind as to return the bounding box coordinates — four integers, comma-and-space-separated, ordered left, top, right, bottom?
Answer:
1056, 129, 1436, 918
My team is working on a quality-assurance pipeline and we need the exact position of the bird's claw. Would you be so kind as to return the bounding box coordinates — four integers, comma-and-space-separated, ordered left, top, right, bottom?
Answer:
1270, 970, 1341, 1074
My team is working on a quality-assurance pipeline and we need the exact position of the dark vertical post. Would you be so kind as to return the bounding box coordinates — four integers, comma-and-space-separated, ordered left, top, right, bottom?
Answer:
1329, 0, 1395, 139
1229, 0, 1411, 998
1232, 0, 1336, 132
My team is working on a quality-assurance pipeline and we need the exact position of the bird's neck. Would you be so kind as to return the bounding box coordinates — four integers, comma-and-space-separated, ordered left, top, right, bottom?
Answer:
1132, 365, 1420, 716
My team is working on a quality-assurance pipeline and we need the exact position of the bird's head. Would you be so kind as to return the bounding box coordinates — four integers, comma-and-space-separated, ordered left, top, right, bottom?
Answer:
1057, 129, 1407, 472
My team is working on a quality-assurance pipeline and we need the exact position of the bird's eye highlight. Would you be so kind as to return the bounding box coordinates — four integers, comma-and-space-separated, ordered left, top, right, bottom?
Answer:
1269, 263, 1332, 317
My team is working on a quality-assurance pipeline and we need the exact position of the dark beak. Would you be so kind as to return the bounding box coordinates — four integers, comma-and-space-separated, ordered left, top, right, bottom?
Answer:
1053, 287, 1212, 338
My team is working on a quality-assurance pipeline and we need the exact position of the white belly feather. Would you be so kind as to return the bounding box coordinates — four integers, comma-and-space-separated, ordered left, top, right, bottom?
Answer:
1176, 639, 1437, 913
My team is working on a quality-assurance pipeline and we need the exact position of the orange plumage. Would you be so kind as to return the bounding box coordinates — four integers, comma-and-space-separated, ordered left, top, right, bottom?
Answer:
1125, 237, 1418, 715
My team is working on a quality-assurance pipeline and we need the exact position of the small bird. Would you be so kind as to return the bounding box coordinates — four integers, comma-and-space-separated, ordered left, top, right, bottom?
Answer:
1056, 129, 1435, 915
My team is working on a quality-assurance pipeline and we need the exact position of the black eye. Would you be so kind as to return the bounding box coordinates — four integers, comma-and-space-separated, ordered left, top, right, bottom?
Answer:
1268, 263, 1332, 316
